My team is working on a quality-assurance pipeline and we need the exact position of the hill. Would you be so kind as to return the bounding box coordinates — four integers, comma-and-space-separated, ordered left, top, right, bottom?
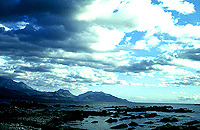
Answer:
77, 91, 129, 102
0, 86, 28, 98
0, 77, 130, 103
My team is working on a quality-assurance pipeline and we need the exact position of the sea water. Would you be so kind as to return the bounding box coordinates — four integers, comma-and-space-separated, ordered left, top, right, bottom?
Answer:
45, 102, 200, 130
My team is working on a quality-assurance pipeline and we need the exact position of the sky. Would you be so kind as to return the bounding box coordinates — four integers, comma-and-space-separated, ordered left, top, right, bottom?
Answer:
0, 0, 200, 103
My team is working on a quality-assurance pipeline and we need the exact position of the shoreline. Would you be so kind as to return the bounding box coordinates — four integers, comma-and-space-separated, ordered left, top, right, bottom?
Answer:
0, 100, 200, 130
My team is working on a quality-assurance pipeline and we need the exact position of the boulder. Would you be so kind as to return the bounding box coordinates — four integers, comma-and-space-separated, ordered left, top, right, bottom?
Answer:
160, 117, 178, 122
91, 121, 98, 123
105, 117, 118, 123
183, 120, 200, 125
110, 123, 128, 129
128, 121, 138, 126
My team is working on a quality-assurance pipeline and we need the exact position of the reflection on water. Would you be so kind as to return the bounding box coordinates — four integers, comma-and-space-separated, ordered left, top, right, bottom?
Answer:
45, 102, 200, 130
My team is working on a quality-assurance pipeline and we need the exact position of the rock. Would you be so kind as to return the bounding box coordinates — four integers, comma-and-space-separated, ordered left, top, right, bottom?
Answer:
183, 120, 200, 125
152, 123, 199, 130
53, 104, 60, 107
160, 117, 178, 122
119, 116, 130, 121
145, 121, 154, 124
144, 113, 158, 118
110, 123, 128, 129
62, 110, 88, 121
85, 105, 90, 108
105, 117, 118, 123
112, 112, 119, 117
128, 121, 138, 126
111, 105, 194, 113
91, 121, 98, 123
66, 105, 84, 108
174, 108, 194, 113
101, 110, 108, 116
152, 123, 173, 130
136, 115, 144, 118
10, 100, 48, 108
130, 115, 136, 119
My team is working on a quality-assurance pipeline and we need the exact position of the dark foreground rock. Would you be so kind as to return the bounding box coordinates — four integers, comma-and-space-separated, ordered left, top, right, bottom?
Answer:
152, 123, 199, 130
105, 117, 118, 123
0, 101, 112, 130
109, 105, 194, 113
110, 123, 128, 129
0, 100, 198, 130
183, 120, 200, 125
91, 120, 98, 123
128, 121, 138, 126
160, 117, 179, 122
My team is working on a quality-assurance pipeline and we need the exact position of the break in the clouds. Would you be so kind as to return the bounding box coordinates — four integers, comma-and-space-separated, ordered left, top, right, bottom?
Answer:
0, 0, 200, 103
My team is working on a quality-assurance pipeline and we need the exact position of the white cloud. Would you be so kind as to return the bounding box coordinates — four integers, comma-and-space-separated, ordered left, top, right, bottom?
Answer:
178, 94, 200, 101
0, 56, 7, 65
158, 0, 195, 15
129, 81, 166, 87
159, 43, 183, 52
170, 75, 200, 86
48, 49, 131, 69
134, 40, 147, 50
0, 24, 12, 31
134, 36, 161, 50
153, 64, 192, 75
174, 24, 200, 40
146, 36, 161, 47
77, 0, 121, 21
78, 0, 175, 32
1, 59, 130, 91
15, 21, 29, 30
172, 58, 200, 69
125, 36, 132, 42
90, 26, 124, 51
159, 24, 200, 44
117, 80, 129, 85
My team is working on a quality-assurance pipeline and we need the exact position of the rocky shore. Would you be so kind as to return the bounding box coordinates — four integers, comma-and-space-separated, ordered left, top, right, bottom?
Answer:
0, 100, 200, 130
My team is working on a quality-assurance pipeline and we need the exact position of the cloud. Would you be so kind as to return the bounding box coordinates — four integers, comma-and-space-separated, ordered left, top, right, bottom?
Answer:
112, 59, 159, 73
171, 24, 200, 41
0, 0, 85, 22
134, 36, 161, 50
0, 0, 199, 95
176, 48, 200, 61
159, 43, 183, 53
178, 94, 200, 101
0, 53, 130, 90
156, 24, 200, 47
90, 26, 124, 51
78, 0, 174, 32
170, 75, 200, 86
158, 0, 195, 15
109, 49, 200, 76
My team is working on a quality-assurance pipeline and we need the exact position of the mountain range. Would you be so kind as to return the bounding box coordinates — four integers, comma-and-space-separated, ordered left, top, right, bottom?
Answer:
0, 77, 129, 103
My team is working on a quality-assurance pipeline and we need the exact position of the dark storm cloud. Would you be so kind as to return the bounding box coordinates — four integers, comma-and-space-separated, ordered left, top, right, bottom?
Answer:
0, 0, 87, 22
112, 60, 159, 73
0, 0, 96, 54
110, 53, 178, 73
0, 0, 106, 84
14, 24, 68, 42
177, 48, 200, 61
18, 65, 52, 72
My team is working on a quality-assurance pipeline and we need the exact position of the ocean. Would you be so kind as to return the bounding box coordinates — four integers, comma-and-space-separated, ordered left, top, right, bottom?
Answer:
45, 102, 200, 130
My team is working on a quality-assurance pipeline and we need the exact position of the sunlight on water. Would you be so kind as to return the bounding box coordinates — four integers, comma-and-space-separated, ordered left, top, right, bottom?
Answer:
46, 102, 200, 130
